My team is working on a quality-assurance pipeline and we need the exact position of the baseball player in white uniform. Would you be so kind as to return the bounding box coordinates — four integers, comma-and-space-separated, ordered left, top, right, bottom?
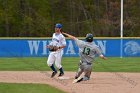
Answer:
47, 23, 66, 78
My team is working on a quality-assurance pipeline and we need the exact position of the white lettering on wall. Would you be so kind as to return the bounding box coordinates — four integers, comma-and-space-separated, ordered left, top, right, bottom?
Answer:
27, 40, 106, 56
28, 41, 40, 55
42, 40, 47, 55
96, 40, 106, 54
66, 40, 76, 55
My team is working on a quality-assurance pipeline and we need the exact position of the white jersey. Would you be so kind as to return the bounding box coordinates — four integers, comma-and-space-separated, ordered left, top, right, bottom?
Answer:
49, 33, 66, 49
47, 33, 66, 69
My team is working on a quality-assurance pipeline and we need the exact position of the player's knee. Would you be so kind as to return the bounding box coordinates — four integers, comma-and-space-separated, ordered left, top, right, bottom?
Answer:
47, 61, 52, 67
55, 64, 62, 69
83, 76, 90, 81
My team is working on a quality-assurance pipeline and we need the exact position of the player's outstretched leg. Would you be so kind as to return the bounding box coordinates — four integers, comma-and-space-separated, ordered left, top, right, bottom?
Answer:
75, 68, 83, 79
58, 67, 64, 77
73, 76, 83, 83
72, 76, 90, 83
73, 68, 83, 83
50, 64, 57, 78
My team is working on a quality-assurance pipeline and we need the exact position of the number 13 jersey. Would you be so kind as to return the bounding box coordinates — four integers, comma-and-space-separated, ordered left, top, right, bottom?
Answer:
75, 38, 102, 63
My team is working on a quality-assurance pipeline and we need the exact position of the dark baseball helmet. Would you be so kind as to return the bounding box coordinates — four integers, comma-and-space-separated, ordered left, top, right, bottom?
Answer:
55, 23, 62, 28
85, 33, 93, 42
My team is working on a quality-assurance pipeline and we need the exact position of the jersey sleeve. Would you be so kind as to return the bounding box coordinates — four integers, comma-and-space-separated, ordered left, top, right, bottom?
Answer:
75, 38, 85, 47
61, 35, 66, 46
95, 46, 102, 56
52, 33, 55, 40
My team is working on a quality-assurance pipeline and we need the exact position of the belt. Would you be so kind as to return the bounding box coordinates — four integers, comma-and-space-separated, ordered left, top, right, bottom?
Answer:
81, 61, 92, 65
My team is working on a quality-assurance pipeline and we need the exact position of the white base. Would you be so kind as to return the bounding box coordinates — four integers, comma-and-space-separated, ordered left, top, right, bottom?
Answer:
58, 76, 70, 80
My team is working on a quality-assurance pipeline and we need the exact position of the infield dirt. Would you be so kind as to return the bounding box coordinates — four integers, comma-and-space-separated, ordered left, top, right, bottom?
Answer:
0, 71, 139, 93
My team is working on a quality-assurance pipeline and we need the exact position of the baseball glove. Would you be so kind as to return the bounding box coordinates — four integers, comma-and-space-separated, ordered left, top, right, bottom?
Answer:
48, 45, 59, 51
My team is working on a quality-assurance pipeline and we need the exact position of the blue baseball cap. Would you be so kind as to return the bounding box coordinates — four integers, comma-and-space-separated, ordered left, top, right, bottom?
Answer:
55, 23, 62, 28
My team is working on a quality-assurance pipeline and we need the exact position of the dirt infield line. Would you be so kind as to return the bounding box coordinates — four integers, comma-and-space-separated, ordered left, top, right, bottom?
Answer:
0, 71, 139, 93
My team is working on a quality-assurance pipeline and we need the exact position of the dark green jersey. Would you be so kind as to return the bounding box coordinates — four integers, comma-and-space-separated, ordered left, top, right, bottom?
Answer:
75, 38, 102, 63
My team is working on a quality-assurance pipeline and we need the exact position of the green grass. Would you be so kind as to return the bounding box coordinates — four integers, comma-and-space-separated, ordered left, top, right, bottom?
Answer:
0, 57, 140, 72
93, 57, 140, 72
0, 83, 66, 93
0, 57, 139, 93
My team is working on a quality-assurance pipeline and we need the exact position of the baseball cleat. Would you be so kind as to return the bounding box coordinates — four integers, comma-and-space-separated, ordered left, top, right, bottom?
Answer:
51, 71, 57, 78
72, 79, 78, 83
58, 73, 64, 77
72, 76, 83, 83
75, 76, 78, 79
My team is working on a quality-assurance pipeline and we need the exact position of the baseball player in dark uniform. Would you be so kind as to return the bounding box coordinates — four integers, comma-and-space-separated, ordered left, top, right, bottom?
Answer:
62, 32, 107, 83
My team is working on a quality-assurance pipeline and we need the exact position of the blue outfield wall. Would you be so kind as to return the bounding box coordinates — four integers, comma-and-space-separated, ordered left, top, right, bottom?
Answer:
0, 39, 140, 57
